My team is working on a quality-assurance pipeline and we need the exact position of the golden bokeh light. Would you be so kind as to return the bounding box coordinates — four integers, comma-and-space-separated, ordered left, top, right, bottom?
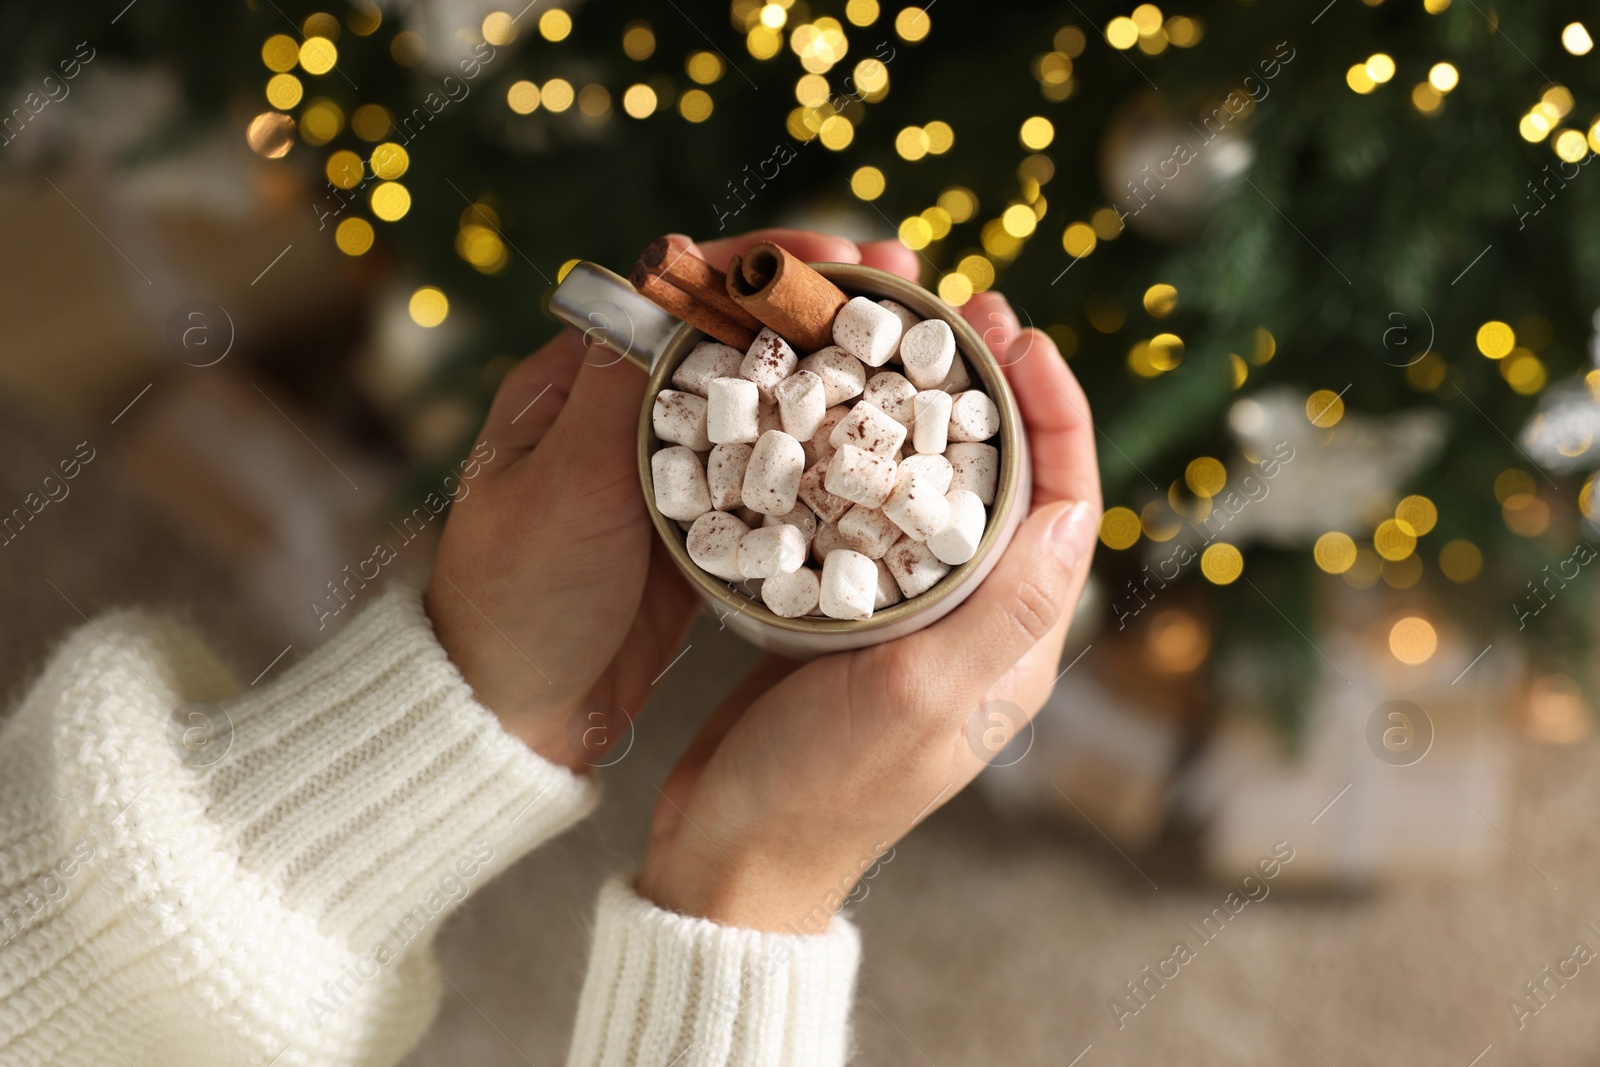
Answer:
1388, 617, 1437, 665
1201, 543, 1243, 585
482, 11, 517, 45
851, 166, 885, 200
622, 20, 656, 60
408, 286, 449, 327
543, 78, 575, 112
1564, 22, 1594, 55
266, 73, 303, 109
1314, 531, 1357, 573
1100, 506, 1141, 550
1428, 62, 1459, 92
262, 35, 300, 73
895, 7, 931, 42
507, 80, 540, 114
1062, 222, 1096, 258
539, 9, 572, 40
1185, 456, 1226, 498
1373, 518, 1416, 561
1143, 283, 1177, 318
1365, 53, 1395, 83
687, 51, 725, 84
925, 120, 955, 154
325, 149, 364, 189
1439, 539, 1482, 582
299, 99, 343, 145
1395, 495, 1437, 536
299, 37, 337, 76
1306, 389, 1345, 428
818, 114, 853, 149
622, 83, 658, 118
1347, 64, 1376, 94
371, 142, 409, 179
352, 103, 392, 140
896, 125, 930, 160
335, 216, 374, 256
937, 273, 973, 306
370, 181, 411, 222
847, 0, 880, 26
1106, 17, 1139, 50
1019, 116, 1054, 150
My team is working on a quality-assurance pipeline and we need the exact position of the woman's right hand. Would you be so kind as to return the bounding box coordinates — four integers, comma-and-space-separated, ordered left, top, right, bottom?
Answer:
637, 308, 1102, 932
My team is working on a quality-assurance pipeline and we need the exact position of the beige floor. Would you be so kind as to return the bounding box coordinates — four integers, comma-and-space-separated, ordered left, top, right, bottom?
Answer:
5, 405, 1599, 1067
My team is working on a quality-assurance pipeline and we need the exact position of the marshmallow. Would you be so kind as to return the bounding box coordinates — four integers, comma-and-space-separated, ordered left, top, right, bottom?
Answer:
830, 400, 907, 458
672, 341, 744, 397
761, 567, 821, 618
686, 511, 750, 581
757, 398, 782, 436
882, 463, 952, 542
742, 430, 806, 515
945, 442, 998, 505
837, 504, 901, 559
804, 404, 851, 469
652, 389, 712, 451
948, 390, 1001, 442
862, 371, 918, 427
900, 319, 956, 390
937, 355, 972, 394
873, 557, 903, 609
911, 390, 953, 454
706, 443, 752, 511
820, 548, 879, 620
738, 523, 808, 579
885, 535, 952, 598
775, 369, 827, 441
928, 489, 986, 565
707, 377, 761, 444
741, 327, 799, 402
763, 504, 818, 546
876, 300, 921, 361
811, 520, 849, 564
796, 346, 867, 406
900, 452, 954, 495
832, 296, 903, 367
799, 460, 853, 523
652, 446, 713, 521
735, 506, 765, 527
825, 444, 897, 509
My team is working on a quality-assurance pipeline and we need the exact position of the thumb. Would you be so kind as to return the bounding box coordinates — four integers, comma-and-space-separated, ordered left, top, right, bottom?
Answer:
906, 499, 1098, 706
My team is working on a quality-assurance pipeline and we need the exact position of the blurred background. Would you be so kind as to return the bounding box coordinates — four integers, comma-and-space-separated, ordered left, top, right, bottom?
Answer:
5, 0, 1600, 1062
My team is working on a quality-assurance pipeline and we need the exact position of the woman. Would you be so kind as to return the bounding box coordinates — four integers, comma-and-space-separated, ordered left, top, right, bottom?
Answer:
0, 230, 1099, 1066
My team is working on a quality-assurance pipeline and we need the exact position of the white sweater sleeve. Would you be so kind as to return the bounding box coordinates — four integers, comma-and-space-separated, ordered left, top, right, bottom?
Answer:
0, 585, 598, 1067
565, 877, 861, 1067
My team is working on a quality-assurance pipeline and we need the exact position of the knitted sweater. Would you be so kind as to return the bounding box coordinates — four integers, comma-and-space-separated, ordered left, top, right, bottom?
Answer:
0, 586, 859, 1067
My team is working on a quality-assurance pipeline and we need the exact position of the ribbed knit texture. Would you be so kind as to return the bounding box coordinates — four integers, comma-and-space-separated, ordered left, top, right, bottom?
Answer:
567, 877, 860, 1067
0, 585, 863, 1067
0, 586, 597, 1067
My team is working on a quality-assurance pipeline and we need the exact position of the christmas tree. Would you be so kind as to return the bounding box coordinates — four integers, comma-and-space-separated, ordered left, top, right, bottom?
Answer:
14, 0, 1600, 738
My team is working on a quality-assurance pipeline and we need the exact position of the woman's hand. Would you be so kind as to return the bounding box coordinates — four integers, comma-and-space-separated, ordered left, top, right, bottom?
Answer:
637, 295, 1101, 930
425, 229, 925, 771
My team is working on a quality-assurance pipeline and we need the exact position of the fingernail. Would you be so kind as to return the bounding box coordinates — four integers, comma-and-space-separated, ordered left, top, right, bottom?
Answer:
1050, 501, 1096, 570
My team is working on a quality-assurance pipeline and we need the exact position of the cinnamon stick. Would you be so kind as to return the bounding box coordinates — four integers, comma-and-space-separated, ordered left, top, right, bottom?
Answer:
725, 241, 849, 354
632, 235, 762, 350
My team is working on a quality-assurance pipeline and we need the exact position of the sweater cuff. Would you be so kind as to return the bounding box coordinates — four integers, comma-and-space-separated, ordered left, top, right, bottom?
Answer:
566, 877, 860, 1067
203, 584, 598, 949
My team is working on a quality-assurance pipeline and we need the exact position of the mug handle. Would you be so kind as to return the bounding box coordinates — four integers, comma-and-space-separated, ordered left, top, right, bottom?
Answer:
546, 262, 681, 373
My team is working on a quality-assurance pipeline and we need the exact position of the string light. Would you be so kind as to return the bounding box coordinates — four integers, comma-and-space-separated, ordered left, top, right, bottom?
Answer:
851, 166, 885, 199
1200, 543, 1243, 584
539, 9, 572, 40
1100, 507, 1141, 549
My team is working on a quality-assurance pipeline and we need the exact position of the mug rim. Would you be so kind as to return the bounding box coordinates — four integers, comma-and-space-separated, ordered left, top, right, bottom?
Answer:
637, 262, 1025, 634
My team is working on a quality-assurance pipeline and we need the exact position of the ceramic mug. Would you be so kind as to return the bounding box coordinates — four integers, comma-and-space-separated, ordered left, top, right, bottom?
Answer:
547, 259, 1032, 659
